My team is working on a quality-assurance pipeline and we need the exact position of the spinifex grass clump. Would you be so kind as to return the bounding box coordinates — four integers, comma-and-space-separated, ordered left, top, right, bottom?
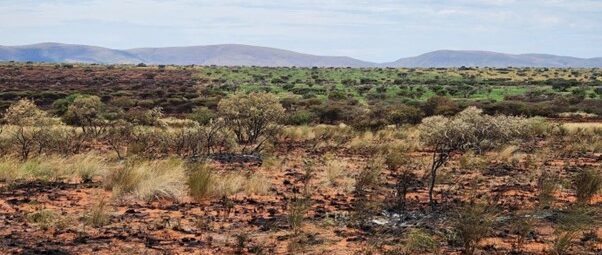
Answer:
452, 201, 496, 255
352, 156, 383, 225
538, 170, 560, 209
104, 158, 187, 202
573, 167, 602, 204
0, 153, 107, 183
81, 195, 111, 228
188, 163, 213, 201
549, 206, 601, 255
404, 228, 440, 254
510, 215, 534, 252
27, 209, 74, 231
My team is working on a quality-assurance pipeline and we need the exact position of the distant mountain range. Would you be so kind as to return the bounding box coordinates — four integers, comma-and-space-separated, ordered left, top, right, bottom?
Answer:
1, 42, 601, 68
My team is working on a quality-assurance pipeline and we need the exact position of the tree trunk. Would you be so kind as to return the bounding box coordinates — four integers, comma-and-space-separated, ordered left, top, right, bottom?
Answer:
428, 152, 447, 209
428, 161, 437, 208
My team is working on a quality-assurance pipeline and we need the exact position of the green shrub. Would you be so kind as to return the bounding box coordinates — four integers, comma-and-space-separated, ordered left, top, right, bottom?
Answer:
404, 229, 439, 253
286, 110, 316, 125
218, 92, 285, 145
452, 202, 496, 255
188, 107, 216, 125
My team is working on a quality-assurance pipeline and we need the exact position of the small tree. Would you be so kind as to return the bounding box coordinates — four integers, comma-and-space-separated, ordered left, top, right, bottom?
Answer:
218, 92, 285, 151
104, 120, 133, 160
123, 106, 163, 126
419, 107, 532, 207
63, 95, 107, 136
3, 99, 62, 160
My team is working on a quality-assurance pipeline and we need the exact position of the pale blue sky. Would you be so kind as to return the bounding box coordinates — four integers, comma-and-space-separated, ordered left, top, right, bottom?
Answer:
1, 0, 601, 62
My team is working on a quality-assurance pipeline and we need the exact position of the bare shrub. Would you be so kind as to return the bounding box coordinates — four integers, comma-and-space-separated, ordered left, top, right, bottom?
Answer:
11, 127, 36, 161
53, 127, 89, 156
129, 128, 173, 158
196, 118, 236, 156
128, 120, 235, 160
3, 99, 64, 160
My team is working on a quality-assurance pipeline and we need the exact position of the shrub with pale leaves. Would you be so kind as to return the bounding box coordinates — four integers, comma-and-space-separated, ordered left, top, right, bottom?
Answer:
3, 99, 61, 126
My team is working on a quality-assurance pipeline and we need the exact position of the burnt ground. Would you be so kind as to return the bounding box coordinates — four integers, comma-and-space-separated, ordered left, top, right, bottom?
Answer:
0, 141, 600, 254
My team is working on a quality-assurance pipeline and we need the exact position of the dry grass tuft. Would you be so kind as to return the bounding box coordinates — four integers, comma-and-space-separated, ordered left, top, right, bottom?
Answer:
188, 164, 213, 201
537, 170, 560, 209
0, 158, 22, 183
573, 168, 602, 204
105, 158, 187, 202
65, 153, 107, 182
0, 153, 108, 183
209, 173, 246, 197
81, 195, 111, 228
245, 173, 271, 195
188, 163, 271, 200
26, 209, 74, 231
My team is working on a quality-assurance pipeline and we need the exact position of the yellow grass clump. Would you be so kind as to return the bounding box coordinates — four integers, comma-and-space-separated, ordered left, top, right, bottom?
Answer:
105, 157, 187, 202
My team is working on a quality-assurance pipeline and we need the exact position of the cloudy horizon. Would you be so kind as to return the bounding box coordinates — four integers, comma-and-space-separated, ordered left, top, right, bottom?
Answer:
1, 0, 601, 62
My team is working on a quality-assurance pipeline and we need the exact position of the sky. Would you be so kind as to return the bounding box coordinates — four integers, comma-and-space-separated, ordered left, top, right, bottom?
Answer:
1, 0, 601, 62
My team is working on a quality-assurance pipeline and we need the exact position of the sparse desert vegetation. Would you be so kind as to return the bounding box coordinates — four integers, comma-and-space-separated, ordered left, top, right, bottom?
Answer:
0, 64, 600, 254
